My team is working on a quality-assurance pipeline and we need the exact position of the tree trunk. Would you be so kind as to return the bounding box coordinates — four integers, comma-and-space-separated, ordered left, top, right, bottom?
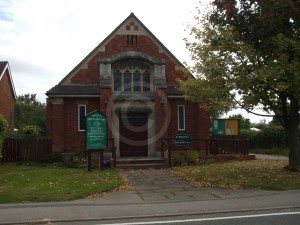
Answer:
287, 125, 300, 170
286, 100, 300, 170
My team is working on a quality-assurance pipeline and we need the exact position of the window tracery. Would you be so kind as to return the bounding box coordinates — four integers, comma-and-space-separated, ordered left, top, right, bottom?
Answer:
112, 60, 151, 92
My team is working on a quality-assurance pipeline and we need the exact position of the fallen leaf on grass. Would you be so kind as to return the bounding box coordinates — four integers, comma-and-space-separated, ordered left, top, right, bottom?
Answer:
85, 192, 105, 199
114, 173, 134, 192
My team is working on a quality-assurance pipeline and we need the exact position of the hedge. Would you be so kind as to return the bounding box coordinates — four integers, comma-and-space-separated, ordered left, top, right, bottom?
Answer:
241, 126, 288, 149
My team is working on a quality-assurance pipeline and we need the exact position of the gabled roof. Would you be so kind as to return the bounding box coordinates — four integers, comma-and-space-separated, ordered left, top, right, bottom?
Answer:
0, 61, 17, 99
57, 12, 186, 86
46, 84, 100, 97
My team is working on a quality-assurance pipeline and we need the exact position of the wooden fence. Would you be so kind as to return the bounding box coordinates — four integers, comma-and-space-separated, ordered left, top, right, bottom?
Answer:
160, 137, 249, 167
1, 137, 52, 162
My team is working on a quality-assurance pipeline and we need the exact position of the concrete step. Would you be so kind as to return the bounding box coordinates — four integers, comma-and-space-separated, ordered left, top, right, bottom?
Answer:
116, 163, 168, 170
115, 157, 168, 169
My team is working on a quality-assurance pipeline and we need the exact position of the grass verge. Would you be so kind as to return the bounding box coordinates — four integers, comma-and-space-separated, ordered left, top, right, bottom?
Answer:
0, 164, 123, 203
174, 160, 300, 190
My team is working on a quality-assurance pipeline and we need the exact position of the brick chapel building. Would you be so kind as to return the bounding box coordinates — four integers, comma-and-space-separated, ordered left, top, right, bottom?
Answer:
0, 61, 16, 132
46, 13, 210, 158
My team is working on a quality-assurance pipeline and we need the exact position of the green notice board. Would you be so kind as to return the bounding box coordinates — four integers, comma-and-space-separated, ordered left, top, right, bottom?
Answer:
213, 119, 225, 135
86, 110, 108, 150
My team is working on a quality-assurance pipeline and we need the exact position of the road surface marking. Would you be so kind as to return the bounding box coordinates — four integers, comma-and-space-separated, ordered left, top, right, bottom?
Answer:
97, 211, 300, 225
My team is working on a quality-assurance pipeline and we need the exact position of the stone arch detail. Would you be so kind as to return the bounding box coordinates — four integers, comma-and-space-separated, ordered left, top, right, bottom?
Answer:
99, 51, 166, 88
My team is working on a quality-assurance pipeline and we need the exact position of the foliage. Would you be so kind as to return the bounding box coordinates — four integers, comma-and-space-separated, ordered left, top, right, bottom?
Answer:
0, 114, 8, 159
252, 119, 268, 130
174, 160, 300, 190
22, 125, 41, 136
229, 113, 250, 129
184, 150, 200, 165
180, 0, 300, 169
0, 165, 123, 203
241, 126, 289, 149
15, 94, 46, 135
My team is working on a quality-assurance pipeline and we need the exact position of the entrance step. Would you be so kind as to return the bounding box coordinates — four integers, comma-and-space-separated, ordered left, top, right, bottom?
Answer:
116, 157, 168, 169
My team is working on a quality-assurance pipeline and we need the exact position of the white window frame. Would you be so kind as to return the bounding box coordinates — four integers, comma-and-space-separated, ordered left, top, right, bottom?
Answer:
178, 105, 185, 131
78, 105, 86, 131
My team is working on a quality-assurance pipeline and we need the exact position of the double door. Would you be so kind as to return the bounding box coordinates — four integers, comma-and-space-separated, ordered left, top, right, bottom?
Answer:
119, 113, 148, 157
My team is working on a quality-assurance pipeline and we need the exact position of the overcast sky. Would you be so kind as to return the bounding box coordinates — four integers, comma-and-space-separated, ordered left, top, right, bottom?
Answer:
0, 0, 271, 123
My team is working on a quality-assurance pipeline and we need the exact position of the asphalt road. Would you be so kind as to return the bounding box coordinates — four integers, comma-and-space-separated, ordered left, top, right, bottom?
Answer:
53, 209, 300, 225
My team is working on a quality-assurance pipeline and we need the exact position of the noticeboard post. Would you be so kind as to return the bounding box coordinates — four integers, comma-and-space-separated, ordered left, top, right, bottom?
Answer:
85, 110, 108, 171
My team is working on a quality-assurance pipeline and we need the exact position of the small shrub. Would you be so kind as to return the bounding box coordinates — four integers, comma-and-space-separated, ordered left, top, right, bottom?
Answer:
183, 150, 200, 166
22, 125, 41, 136
40, 153, 64, 164
173, 159, 187, 167
205, 159, 215, 165
0, 114, 8, 159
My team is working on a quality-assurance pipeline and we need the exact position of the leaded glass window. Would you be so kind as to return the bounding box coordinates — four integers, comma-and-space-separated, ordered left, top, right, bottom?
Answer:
112, 60, 152, 92
133, 71, 141, 92
143, 70, 150, 92
124, 70, 131, 91
114, 70, 122, 91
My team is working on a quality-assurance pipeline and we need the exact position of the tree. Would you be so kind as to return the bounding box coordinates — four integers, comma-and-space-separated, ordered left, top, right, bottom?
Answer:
15, 94, 46, 135
229, 114, 251, 130
179, 0, 300, 169
0, 114, 8, 159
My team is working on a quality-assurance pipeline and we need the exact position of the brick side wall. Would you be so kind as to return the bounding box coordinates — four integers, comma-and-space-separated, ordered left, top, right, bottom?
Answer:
0, 70, 15, 131
64, 98, 100, 153
50, 101, 65, 153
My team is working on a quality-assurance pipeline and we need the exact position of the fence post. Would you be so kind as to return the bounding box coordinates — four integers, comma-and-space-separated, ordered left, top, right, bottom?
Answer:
161, 139, 164, 158
168, 141, 172, 168
205, 139, 209, 156
112, 138, 116, 167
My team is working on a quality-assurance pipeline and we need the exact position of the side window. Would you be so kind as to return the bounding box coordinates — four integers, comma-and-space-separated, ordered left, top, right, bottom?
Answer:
78, 105, 86, 131
178, 105, 185, 131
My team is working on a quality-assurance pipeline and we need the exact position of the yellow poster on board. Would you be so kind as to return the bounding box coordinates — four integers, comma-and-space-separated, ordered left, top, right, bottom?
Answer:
224, 119, 239, 135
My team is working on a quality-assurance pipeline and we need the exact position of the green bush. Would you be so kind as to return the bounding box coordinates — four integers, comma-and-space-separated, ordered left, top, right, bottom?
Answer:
241, 126, 288, 149
22, 125, 41, 136
183, 150, 200, 166
0, 114, 8, 159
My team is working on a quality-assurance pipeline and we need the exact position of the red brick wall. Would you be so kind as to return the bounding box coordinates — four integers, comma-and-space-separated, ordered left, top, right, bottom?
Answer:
160, 99, 210, 152
0, 70, 15, 132
49, 101, 65, 153
70, 35, 187, 83
65, 98, 100, 153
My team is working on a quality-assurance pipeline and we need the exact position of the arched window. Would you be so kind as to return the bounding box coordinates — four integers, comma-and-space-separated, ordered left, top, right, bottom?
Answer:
112, 59, 152, 92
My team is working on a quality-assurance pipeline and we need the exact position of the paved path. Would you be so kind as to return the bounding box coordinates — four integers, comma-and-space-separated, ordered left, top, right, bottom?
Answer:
114, 169, 278, 203
255, 154, 288, 161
